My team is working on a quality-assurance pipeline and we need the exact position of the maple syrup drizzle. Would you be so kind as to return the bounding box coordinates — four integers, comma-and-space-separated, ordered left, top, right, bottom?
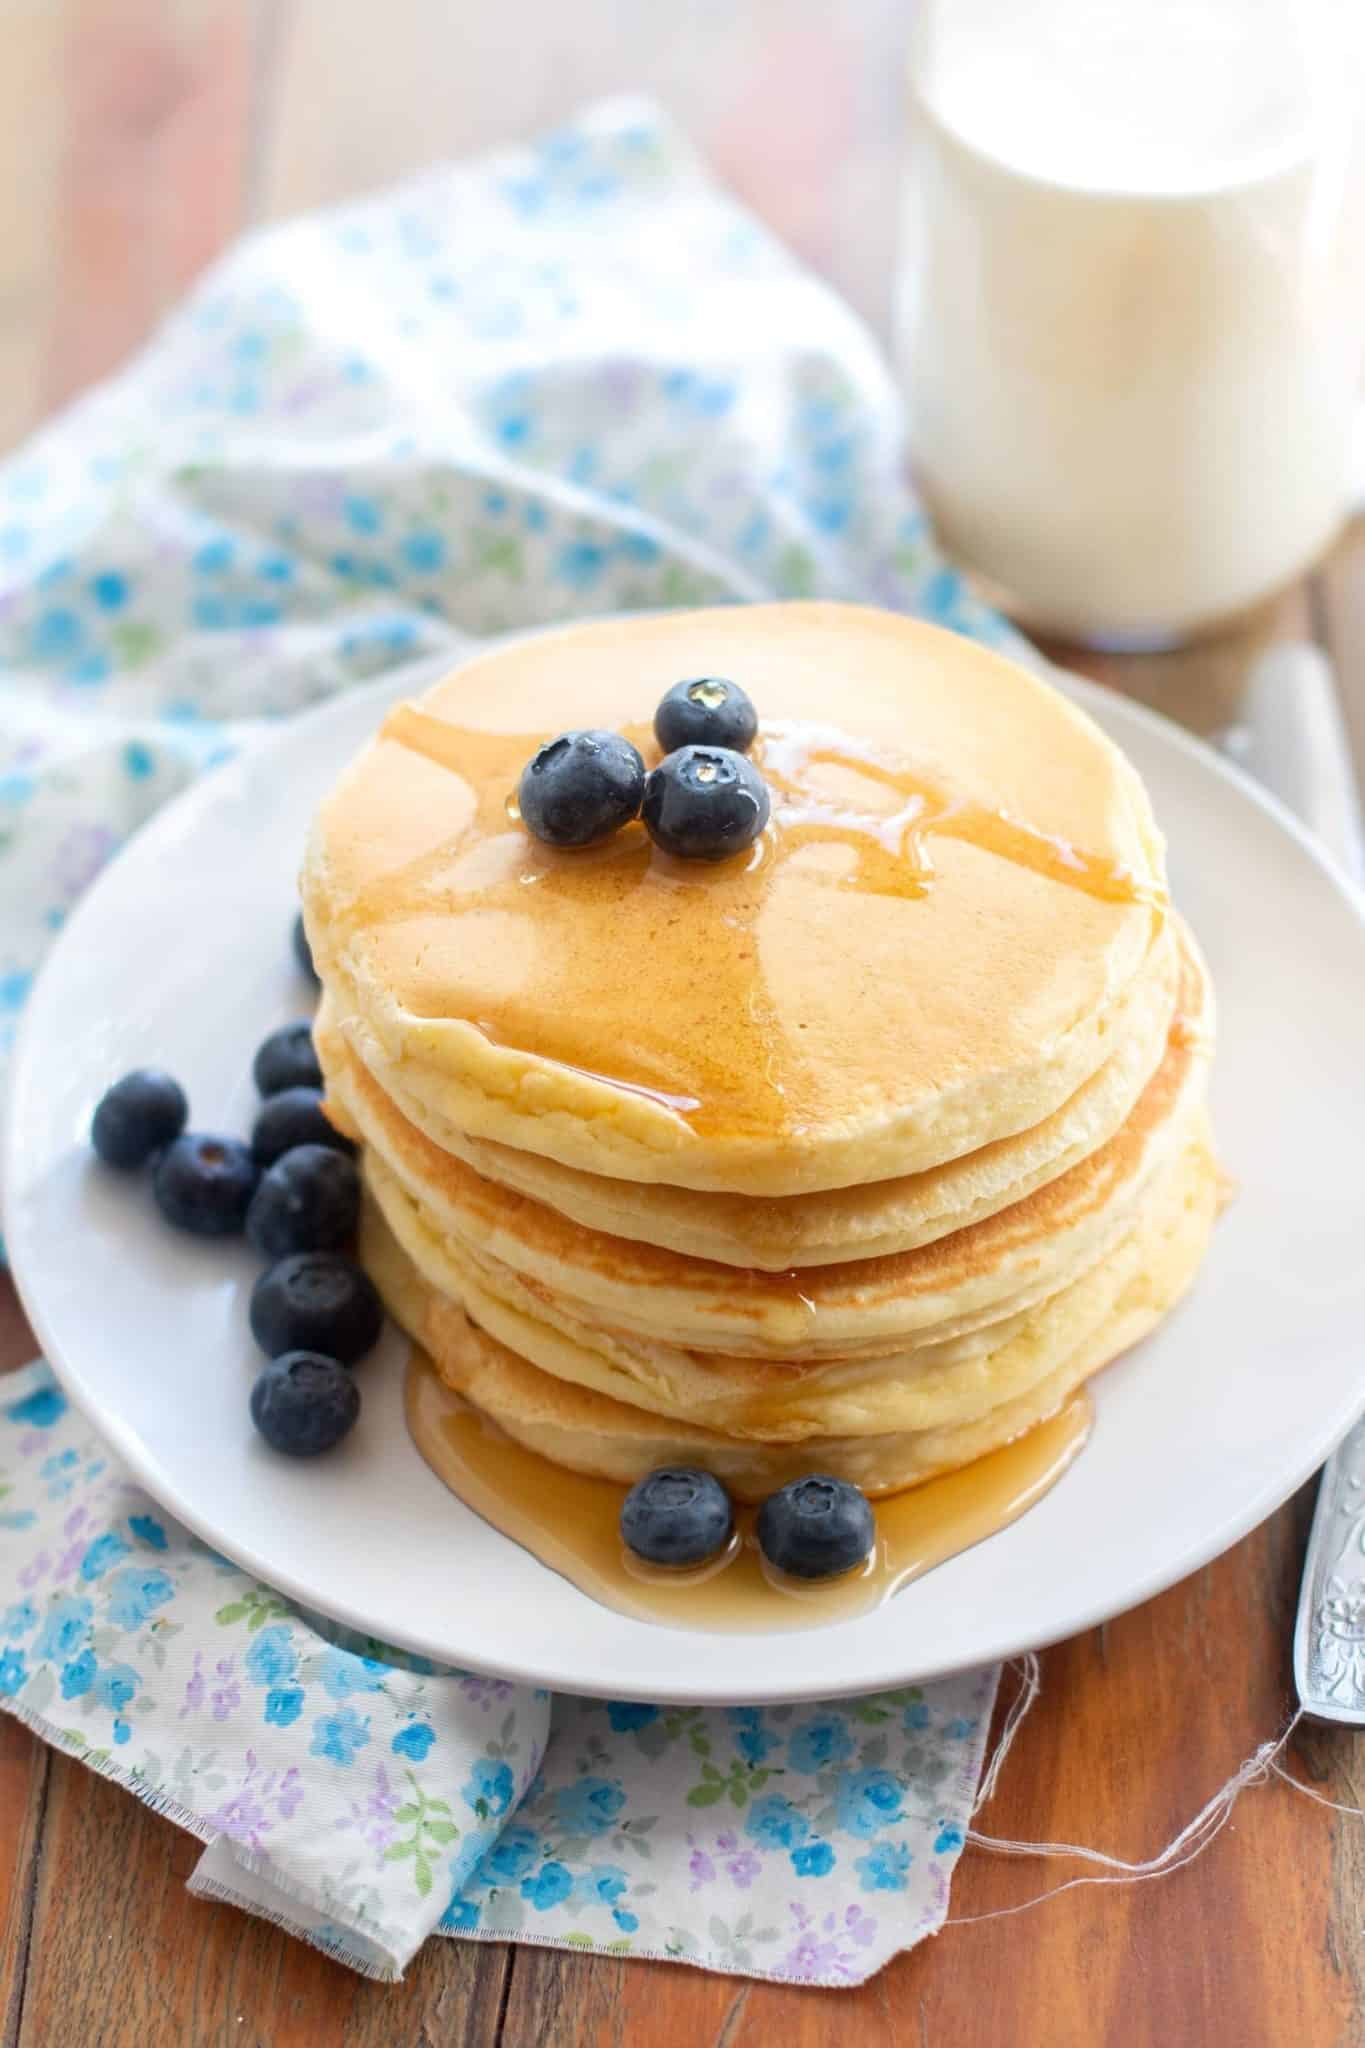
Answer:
335, 706, 1166, 1144
405, 1351, 1092, 1634
379, 704, 1165, 913
758, 720, 1165, 910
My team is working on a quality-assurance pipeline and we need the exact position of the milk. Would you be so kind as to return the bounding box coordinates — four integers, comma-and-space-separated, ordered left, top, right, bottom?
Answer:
900, 0, 1365, 642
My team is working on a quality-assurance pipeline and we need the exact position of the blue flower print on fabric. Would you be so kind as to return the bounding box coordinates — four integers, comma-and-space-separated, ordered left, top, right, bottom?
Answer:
521, 1860, 574, 1910
310, 1707, 371, 1766
575, 1864, 628, 1905
856, 1840, 912, 1892
264, 1685, 305, 1727
79, 1529, 131, 1580
835, 1770, 906, 1839
391, 1720, 436, 1761
791, 1841, 837, 1878
475, 1823, 538, 1887
105, 1568, 174, 1629
5, 1386, 66, 1429
30, 607, 83, 659
245, 1625, 297, 1687
605, 1700, 658, 1733
464, 1758, 515, 1820
0, 1648, 27, 1696
318, 1648, 387, 1699
726, 1705, 782, 1767
553, 1776, 625, 1837
1, 1600, 38, 1638
344, 496, 383, 534
92, 1662, 139, 1712
787, 1715, 856, 1774
90, 571, 129, 610
39, 1449, 79, 1499
746, 1795, 809, 1851
60, 1647, 97, 1700
35, 1595, 93, 1662
555, 539, 606, 588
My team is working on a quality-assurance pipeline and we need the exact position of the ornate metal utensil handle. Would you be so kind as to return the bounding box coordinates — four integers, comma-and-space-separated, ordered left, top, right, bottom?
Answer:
1295, 1412, 1365, 1723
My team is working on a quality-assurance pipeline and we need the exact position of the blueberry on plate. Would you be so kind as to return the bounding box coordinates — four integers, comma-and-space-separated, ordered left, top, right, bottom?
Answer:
654, 677, 758, 756
620, 1466, 734, 1568
756, 1474, 875, 1581
251, 1086, 355, 1166
249, 1252, 384, 1364
642, 745, 770, 862
252, 1020, 323, 1097
91, 1069, 188, 1169
518, 729, 646, 849
293, 910, 320, 987
246, 1143, 360, 1258
249, 1351, 360, 1456
153, 1133, 259, 1236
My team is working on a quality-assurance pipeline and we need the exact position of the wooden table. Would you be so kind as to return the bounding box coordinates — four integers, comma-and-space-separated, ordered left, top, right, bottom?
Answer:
2, 6, 1363, 2043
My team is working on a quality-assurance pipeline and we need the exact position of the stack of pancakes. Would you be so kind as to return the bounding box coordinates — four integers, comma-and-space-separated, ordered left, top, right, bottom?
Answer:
303, 604, 1218, 1501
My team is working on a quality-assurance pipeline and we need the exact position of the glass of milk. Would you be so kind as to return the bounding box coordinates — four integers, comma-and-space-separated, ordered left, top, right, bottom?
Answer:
900, 0, 1365, 646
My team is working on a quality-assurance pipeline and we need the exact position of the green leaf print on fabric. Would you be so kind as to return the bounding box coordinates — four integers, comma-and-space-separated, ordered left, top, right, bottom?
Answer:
385, 1771, 461, 1900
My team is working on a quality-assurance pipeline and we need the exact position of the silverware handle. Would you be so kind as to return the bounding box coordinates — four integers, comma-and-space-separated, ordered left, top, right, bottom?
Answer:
1295, 1413, 1365, 1723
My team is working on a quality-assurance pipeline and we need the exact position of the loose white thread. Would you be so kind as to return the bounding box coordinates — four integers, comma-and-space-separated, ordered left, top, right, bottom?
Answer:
1268, 1757, 1365, 1818
971, 1653, 1041, 1816
948, 1685, 1365, 1929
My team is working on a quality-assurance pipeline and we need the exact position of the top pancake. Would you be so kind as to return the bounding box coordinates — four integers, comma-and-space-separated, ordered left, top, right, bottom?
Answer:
304, 604, 1168, 1196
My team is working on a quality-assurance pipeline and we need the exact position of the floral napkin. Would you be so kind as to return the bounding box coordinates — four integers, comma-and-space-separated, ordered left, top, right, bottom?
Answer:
0, 98, 1018, 1980
0, 1362, 993, 1980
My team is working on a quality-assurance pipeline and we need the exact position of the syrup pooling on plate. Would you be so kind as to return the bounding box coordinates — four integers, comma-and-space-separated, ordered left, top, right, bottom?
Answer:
327, 704, 1166, 1148
405, 1350, 1093, 1634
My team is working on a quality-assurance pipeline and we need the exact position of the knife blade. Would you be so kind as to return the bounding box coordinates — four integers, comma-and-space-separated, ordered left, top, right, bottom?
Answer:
1220, 643, 1365, 1724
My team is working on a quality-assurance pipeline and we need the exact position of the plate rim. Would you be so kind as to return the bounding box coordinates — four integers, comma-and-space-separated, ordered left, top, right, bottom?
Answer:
6, 633, 1365, 1703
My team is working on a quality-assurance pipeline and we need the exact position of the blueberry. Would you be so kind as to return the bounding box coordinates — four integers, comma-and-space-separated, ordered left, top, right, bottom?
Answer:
91, 1069, 188, 1169
620, 1466, 734, 1567
756, 1475, 875, 1581
249, 1351, 360, 1457
654, 677, 758, 755
642, 746, 770, 862
250, 1253, 384, 1364
251, 1086, 355, 1166
153, 1133, 259, 1237
518, 729, 645, 849
293, 910, 320, 987
253, 1020, 323, 1097
246, 1144, 360, 1258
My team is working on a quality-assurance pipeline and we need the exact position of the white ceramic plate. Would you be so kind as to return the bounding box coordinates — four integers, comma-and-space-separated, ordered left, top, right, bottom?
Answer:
7, 647, 1365, 1703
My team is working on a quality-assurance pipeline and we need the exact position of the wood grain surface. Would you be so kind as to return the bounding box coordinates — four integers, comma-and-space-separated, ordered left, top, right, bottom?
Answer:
0, 5, 1362, 2044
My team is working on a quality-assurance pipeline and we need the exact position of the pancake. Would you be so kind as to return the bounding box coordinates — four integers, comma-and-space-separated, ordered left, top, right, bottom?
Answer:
304, 604, 1169, 1197
306, 601, 1221, 1550
317, 908, 1178, 1269
362, 1122, 1219, 1498
361, 1102, 1213, 1444
327, 924, 1210, 1362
